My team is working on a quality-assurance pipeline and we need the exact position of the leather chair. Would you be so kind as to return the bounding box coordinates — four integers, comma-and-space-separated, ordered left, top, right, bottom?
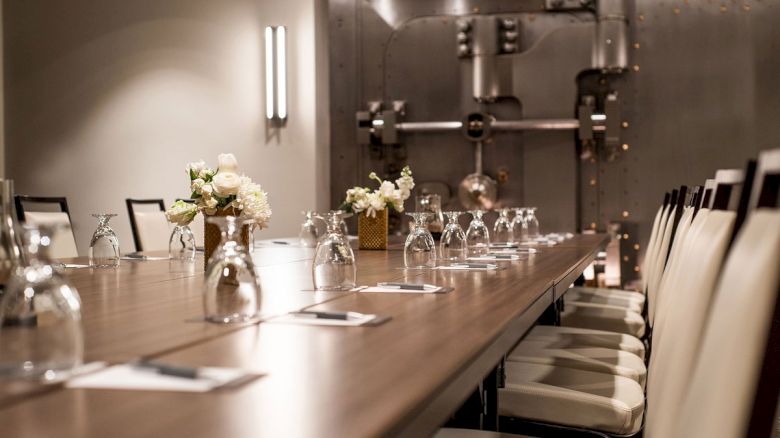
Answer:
126, 199, 170, 252
14, 195, 79, 258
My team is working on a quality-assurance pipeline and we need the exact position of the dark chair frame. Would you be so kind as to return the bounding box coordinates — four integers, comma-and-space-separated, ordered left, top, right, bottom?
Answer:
14, 195, 72, 223
125, 198, 165, 252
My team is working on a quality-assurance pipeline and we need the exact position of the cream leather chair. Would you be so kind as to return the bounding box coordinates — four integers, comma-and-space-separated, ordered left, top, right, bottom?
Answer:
499, 195, 738, 435
15, 196, 79, 258
674, 153, 780, 438
126, 199, 170, 252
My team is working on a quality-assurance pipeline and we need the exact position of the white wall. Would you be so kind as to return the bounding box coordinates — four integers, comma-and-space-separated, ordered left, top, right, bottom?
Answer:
4, 0, 329, 253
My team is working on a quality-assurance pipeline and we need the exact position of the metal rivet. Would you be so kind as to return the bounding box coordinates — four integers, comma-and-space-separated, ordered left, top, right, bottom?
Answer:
720, 5, 727, 12
622, 121, 630, 128
623, 256, 630, 262
622, 211, 630, 217
622, 233, 629, 239
589, 178, 597, 186
633, 42, 640, 49
632, 65, 640, 72
638, 14, 645, 21
590, 222, 597, 229
622, 143, 630, 151
634, 244, 640, 250
634, 265, 640, 272
673, 7, 681, 14
743, 4, 751, 11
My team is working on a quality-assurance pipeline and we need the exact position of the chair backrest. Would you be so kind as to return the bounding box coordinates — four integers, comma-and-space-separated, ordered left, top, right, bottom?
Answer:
640, 199, 668, 293
126, 199, 168, 252
645, 209, 736, 437
14, 196, 79, 258
674, 210, 780, 438
647, 190, 681, 324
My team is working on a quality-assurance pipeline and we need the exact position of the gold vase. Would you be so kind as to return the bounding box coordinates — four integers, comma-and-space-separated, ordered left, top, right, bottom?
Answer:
203, 207, 250, 270
358, 209, 388, 250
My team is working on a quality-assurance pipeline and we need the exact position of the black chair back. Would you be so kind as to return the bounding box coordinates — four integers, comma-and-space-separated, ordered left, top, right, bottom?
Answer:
14, 195, 71, 222
126, 198, 165, 252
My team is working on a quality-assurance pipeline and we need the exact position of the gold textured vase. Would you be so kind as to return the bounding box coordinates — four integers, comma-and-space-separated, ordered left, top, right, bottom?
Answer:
358, 209, 388, 250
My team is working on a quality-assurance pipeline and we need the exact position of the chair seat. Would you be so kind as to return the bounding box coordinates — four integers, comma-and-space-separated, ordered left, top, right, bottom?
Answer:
568, 286, 645, 302
507, 339, 647, 387
525, 325, 645, 359
499, 362, 645, 436
565, 290, 644, 313
560, 302, 646, 338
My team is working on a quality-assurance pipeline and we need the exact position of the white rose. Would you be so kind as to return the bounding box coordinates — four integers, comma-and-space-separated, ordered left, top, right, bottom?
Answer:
391, 189, 405, 212
379, 181, 394, 198
353, 197, 369, 213
217, 153, 239, 173
212, 172, 241, 197
366, 192, 386, 218
186, 160, 206, 178
201, 183, 214, 196
165, 200, 199, 226
191, 178, 205, 194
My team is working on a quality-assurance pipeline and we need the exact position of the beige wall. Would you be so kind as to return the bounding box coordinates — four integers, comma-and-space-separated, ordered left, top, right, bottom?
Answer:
4, 0, 329, 253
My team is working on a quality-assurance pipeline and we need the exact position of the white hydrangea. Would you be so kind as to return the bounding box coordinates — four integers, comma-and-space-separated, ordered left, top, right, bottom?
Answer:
235, 181, 272, 229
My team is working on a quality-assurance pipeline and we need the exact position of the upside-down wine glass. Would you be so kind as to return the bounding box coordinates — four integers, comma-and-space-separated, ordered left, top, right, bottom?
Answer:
203, 216, 261, 323
169, 224, 196, 261
493, 208, 514, 243
404, 212, 437, 269
466, 210, 490, 256
440, 211, 467, 261
0, 225, 83, 381
89, 214, 120, 268
299, 211, 320, 248
526, 207, 540, 239
312, 211, 356, 290
512, 208, 528, 243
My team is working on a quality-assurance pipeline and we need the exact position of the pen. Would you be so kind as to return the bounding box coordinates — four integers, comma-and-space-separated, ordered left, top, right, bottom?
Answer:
377, 282, 427, 290
134, 360, 199, 379
291, 311, 365, 320
452, 263, 497, 269
272, 241, 290, 245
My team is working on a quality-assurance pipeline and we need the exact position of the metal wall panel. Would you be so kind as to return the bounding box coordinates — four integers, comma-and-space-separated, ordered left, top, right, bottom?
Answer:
328, 0, 780, 284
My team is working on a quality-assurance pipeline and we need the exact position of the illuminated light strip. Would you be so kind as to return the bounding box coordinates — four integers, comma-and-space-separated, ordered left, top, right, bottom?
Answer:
264, 26, 275, 120
276, 26, 287, 120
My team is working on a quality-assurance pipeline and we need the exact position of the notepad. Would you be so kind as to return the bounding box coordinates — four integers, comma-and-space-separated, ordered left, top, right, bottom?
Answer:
436, 263, 499, 271
467, 254, 523, 261
271, 312, 390, 326
353, 284, 452, 294
66, 364, 259, 393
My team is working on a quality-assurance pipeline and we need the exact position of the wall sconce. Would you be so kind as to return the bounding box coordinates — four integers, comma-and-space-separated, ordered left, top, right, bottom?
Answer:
265, 25, 287, 124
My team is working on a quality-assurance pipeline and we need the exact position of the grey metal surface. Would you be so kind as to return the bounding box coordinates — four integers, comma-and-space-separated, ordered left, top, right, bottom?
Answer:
328, 0, 780, 284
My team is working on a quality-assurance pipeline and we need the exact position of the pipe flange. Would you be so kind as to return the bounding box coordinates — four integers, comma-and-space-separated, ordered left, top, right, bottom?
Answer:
461, 112, 494, 142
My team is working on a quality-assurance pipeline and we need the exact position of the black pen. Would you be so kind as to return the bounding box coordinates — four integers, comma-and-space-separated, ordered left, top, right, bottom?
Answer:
377, 282, 427, 291
272, 241, 290, 245
292, 311, 365, 320
134, 360, 199, 379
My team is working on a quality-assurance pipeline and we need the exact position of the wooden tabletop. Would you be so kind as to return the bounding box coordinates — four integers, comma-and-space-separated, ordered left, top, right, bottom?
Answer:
0, 234, 608, 438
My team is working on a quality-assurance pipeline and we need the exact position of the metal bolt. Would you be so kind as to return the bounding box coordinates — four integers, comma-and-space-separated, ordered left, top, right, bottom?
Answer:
590, 222, 597, 229
634, 265, 640, 272
501, 19, 516, 29
622, 143, 630, 151
456, 19, 471, 32
743, 4, 751, 12
638, 14, 645, 21
458, 44, 471, 57
622, 121, 630, 128
633, 42, 640, 49
623, 255, 629, 262
634, 244, 640, 250
622, 211, 630, 218
502, 42, 517, 52
632, 64, 640, 72
622, 233, 629, 239
673, 7, 680, 14
720, 5, 727, 13
589, 178, 597, 186
606, 38, 612, 45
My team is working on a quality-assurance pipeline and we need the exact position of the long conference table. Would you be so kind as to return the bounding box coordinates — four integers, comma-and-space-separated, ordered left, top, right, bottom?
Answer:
0, 233, 608, 438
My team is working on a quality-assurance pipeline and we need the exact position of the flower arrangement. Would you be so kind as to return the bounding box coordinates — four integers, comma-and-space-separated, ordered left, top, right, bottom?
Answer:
340, 166, 415, 218
165, 153, 272, 227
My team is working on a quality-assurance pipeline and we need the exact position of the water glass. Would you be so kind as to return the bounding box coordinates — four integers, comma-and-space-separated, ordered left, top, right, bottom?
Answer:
512, 208, 528, 242
0, 225, 83, 381
526, 207, 540, 238
404, 212, 437, 268
493, 208, 514, 243
89, 213, 120, 268
203, 216, 261, 323
312, 211, 356, 290
169, 225, 196, 261
466, 210, 490, 256
440, 211, 467, 261
415, 194, 445, 238
299, 211, 319, 247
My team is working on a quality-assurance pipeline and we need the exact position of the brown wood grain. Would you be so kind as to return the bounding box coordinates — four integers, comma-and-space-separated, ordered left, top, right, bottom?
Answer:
0, 235, 608, 438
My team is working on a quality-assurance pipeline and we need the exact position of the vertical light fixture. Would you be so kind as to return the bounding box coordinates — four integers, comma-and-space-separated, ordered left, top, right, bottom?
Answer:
265, 25, 287, 124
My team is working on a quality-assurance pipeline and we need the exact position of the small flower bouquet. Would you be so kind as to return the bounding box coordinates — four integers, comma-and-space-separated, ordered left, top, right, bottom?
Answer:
341, 166, 414, 250
167, 153, 272, 261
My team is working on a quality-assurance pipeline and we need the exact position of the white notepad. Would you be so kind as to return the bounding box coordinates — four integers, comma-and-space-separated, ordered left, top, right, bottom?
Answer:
271, 312, 387, 326
353, 284, 450, 294
66, 364, 254, 393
